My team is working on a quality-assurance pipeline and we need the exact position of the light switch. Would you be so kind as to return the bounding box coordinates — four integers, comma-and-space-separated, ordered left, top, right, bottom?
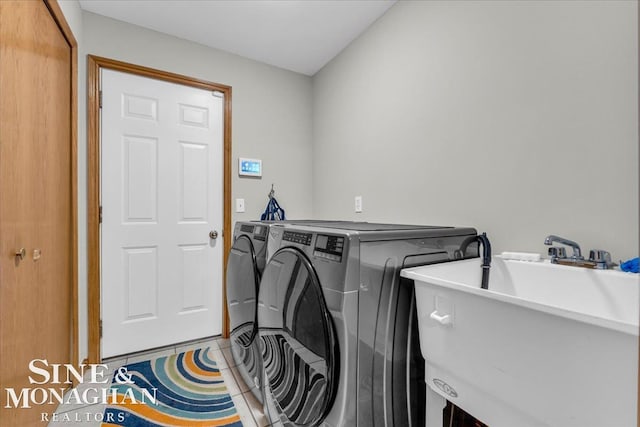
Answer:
355, 196, 363, 213
236, 198, 245, 213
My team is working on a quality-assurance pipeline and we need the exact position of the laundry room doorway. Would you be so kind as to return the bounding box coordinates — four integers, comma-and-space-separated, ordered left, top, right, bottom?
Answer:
88, 57, 232, 361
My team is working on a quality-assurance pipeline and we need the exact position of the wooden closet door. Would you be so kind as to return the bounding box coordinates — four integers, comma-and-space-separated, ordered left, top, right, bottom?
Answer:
0, 1, 73, 425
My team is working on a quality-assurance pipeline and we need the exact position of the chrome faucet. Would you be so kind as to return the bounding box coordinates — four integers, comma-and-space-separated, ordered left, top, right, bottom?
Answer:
544, 235, 583, 260
588, 249, 617, 270
544, 235, 616, 269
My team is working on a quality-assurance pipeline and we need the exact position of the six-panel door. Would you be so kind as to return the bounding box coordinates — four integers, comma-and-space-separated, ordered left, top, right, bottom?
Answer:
101, 69, 223, 358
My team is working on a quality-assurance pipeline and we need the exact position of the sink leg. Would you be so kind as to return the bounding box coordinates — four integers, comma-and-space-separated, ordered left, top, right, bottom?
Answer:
426, 384, 445, 427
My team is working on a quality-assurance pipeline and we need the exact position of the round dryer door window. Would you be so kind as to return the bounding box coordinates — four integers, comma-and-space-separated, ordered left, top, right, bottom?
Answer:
226, 235, 262, 392
258, 247, 338, 426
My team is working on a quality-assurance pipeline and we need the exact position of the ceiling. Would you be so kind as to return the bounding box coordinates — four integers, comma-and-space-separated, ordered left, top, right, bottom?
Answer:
78, 0, 396, 76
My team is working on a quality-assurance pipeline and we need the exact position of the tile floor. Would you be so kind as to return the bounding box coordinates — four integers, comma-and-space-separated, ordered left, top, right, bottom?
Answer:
49, 336, 269, 426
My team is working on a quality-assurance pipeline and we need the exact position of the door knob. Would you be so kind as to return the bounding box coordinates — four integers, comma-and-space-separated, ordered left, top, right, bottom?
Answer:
15, 248, 26, 261
209, 230, 219, 240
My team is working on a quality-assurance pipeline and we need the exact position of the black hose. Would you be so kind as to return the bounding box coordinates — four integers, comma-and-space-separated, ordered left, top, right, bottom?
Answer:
458, 232, 492, 290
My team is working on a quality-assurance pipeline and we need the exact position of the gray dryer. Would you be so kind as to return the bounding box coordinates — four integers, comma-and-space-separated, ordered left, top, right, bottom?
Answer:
226, 220, 349, 402
256, 222, 477, 426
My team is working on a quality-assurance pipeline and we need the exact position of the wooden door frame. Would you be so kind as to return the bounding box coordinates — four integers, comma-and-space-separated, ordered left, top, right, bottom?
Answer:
87, 56, 232, 364
44, 0, 79, 367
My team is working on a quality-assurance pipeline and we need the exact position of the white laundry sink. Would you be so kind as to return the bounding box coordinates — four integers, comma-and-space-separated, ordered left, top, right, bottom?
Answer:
401, 257, 639, 427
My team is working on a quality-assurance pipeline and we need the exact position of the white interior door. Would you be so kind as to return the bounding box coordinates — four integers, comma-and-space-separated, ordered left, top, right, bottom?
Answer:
101, 69, 223, 358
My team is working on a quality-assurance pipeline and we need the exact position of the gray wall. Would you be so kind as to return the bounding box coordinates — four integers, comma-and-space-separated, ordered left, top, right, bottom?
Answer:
83, 11, 314, 222
60, 4, 315, 363
60, 0, 638, 363
313, 0, 638, 260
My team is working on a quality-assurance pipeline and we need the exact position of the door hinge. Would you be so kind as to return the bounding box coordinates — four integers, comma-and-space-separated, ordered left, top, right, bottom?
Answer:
99, 90, 103, 108
99, 205, 102, 224
99, 320, 103, 338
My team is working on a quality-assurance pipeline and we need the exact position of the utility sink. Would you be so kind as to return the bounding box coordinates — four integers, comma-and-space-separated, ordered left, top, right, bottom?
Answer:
401, 257, 639, 427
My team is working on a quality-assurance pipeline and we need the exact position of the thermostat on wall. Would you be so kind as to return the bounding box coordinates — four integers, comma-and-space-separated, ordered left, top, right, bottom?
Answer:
239, 158, 262, 177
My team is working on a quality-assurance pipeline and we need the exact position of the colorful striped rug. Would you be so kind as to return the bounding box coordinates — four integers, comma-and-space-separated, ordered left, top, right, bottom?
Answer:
101, 347, 242, 427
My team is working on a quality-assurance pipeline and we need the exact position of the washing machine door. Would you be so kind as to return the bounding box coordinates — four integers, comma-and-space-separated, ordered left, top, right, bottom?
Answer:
226, 235, 263, 398
258, 247, 338, 426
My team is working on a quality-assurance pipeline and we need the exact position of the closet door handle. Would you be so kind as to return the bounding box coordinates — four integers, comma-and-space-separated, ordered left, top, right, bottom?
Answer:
15, 248, 26, 261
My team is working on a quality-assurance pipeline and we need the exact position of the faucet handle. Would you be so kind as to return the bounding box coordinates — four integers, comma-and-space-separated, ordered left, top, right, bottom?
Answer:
588, 249, 616, 269
548, 246, 566, 262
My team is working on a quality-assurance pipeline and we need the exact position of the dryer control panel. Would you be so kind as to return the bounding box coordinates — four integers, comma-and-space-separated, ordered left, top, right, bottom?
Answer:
253, 225, 267, 241
314, 234, 344, 262
239, 223, 268, 241
283, 231, 313, 246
